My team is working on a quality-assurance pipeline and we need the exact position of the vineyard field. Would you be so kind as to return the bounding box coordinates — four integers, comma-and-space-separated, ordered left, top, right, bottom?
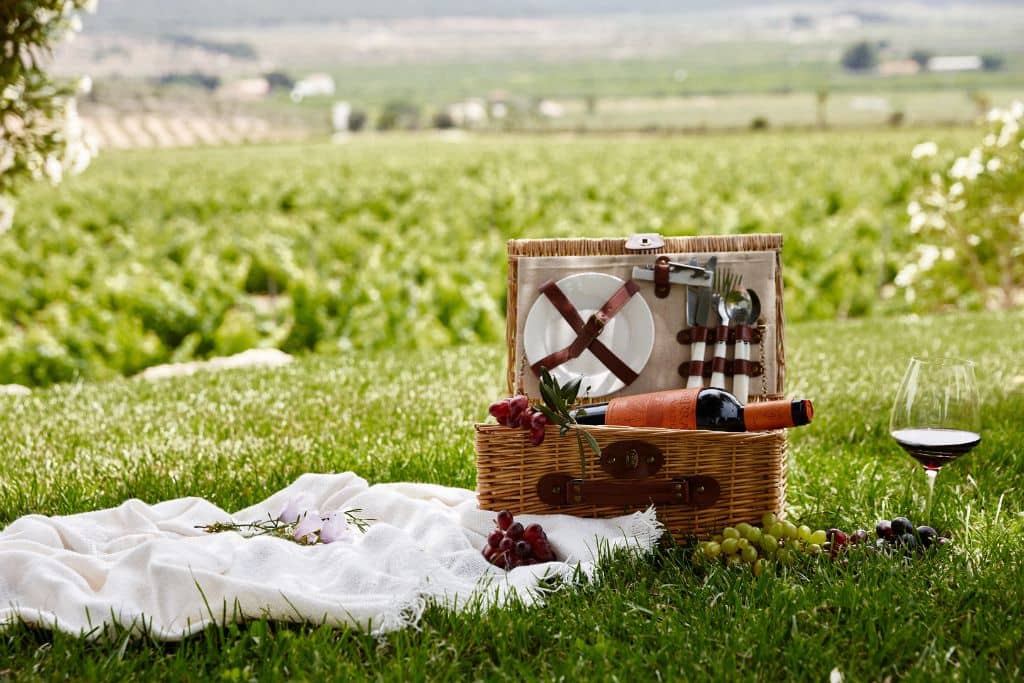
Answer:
2, 127, 977, 386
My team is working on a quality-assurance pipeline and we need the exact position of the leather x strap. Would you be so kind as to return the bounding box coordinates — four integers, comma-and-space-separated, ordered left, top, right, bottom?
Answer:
530, 279, 640, 386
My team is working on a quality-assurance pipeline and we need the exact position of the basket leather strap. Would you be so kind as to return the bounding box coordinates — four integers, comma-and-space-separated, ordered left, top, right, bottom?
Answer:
537, 473, 720, 508
530, 279, 641, 385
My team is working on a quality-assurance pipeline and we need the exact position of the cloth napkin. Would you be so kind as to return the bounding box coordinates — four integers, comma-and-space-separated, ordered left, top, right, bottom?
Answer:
0, 473, 661, 640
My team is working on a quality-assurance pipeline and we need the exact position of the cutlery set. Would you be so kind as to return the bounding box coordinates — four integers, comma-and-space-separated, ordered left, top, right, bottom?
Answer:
635, 256, 762, 403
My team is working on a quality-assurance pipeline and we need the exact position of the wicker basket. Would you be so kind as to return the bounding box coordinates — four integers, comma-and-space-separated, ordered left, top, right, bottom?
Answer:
476, 234, 788, 540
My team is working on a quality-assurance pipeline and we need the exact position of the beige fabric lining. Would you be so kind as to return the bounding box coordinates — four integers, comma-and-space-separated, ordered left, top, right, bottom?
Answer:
513, 252, 777, 401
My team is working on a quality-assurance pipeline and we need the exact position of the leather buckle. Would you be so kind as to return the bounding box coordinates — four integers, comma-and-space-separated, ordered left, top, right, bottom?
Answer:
582, 314, 605, 338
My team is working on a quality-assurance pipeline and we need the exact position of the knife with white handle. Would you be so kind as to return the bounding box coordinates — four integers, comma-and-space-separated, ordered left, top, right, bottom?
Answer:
710, 317, 729, 390
686, 256, 716, 389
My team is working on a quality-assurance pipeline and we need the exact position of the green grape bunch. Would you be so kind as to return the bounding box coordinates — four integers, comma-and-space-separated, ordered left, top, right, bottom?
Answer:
694, 513, 834, 576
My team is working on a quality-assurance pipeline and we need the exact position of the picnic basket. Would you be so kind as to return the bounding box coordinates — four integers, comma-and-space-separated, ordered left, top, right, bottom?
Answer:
475, 233, 789, 541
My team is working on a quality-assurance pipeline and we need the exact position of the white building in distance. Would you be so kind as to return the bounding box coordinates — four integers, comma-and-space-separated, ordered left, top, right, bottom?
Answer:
291, 73, 336, 102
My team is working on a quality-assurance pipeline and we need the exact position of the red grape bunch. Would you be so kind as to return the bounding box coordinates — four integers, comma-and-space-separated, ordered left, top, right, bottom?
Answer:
489, 395, 549, 446
482, 510, 556, 569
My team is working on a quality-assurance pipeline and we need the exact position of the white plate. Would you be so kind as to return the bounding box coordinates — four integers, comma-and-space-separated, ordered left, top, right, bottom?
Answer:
524, 272, 654, 398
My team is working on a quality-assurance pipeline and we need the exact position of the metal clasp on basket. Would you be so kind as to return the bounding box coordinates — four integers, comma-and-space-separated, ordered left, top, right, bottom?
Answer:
570, 478, 584, 504
599, 441, 664, 479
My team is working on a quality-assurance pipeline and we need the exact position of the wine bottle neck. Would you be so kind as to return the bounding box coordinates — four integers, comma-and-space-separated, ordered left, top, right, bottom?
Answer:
743, 399, 813, 430
573, 402, 609, 425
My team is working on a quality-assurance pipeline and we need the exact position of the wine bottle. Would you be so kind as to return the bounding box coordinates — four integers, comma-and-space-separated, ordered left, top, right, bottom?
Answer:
572, 387, 812, 432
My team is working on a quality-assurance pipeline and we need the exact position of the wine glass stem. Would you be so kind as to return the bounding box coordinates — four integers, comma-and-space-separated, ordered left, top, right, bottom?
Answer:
924, 468, 938, 517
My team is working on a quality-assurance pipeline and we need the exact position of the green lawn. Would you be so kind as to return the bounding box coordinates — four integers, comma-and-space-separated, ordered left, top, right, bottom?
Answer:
1, 309, 1022, 680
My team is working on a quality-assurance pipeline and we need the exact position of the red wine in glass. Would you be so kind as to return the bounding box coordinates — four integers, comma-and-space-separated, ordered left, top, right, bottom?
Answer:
890, 357, 980, 513
891, 428, 981, 470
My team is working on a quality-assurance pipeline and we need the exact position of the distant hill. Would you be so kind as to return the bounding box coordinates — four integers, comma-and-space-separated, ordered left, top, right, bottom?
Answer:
84, 0, 839, 32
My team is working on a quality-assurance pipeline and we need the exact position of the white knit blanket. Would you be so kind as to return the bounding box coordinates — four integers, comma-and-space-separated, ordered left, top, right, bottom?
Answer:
0, 473, 661, 640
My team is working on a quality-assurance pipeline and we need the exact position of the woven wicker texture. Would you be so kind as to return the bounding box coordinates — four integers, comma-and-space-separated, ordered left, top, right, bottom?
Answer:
476, 423, 787, 540
478, 234, 789, 540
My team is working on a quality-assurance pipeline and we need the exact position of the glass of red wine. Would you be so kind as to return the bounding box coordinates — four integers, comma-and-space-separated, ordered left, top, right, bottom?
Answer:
890, 356, 980, 510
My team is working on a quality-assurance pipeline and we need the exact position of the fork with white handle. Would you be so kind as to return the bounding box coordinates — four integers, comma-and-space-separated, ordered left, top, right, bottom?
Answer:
709, 267, 740, 390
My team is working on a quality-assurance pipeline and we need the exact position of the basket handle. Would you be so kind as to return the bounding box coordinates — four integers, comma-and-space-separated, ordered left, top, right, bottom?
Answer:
536, 473, 720, 508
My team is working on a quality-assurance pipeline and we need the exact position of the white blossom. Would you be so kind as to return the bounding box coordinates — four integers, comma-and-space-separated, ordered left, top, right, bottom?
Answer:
0, 142, 13, 173
0, 196, 13, 233
43, 155, 63, 184
983, 133, 997, 147
1019, 211, 1024, 227
1012, 101, 1024, 120
986, 158, 1002, 172
997, 118, 1019, 148
33, 8, 58, 25
895, 263, 918, 287
911, 141, 937, 159
917, 245, 940, 271
26, 151, 43, 180
77, 75, 92, 95
907, 200, 921, 216
66, 141, 92, 175
2, 83, 23, 101
942, 247, 956, 261
949, 156, 983, 180
82, 0, 99, 13
967, 234, 981, 246
949, 182, 964, 197
909, 212, 927, 234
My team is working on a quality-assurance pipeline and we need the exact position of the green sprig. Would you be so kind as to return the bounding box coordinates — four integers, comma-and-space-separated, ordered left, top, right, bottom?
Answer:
196, 509, 372, 545
536, 368, 601, 476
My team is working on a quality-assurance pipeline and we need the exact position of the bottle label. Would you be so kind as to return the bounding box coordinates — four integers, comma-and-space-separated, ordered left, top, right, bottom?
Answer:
744, 400, 796, 431
604, 388, 700, 429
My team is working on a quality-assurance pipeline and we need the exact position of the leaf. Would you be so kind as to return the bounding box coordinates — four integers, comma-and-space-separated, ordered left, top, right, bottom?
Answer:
580, 429, 601, 458
539, 379, 567, 415
575, 430, 587, 474
560, 375, 583, 405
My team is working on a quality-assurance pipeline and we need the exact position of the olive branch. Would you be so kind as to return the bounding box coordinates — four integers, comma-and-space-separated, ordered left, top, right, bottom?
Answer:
531, 368, 602, 476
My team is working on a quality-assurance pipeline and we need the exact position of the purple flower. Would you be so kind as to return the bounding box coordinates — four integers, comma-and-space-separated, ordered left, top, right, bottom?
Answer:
278, 493, 314, 524
292, 510, 322, 544
319, 513, 351, 544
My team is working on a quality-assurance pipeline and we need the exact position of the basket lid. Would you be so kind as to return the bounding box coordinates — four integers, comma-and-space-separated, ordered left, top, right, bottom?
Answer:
504, 233, 786, 402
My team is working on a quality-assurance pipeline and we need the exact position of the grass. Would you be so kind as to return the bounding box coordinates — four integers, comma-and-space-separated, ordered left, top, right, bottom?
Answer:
1, 308, 1023, 680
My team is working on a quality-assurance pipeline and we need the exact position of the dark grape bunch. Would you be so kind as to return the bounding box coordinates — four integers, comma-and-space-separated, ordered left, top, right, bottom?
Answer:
873, 516, 949, 553
695, 512, 951, 573
489, 395, 549, 446
482, 510, 556, 569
